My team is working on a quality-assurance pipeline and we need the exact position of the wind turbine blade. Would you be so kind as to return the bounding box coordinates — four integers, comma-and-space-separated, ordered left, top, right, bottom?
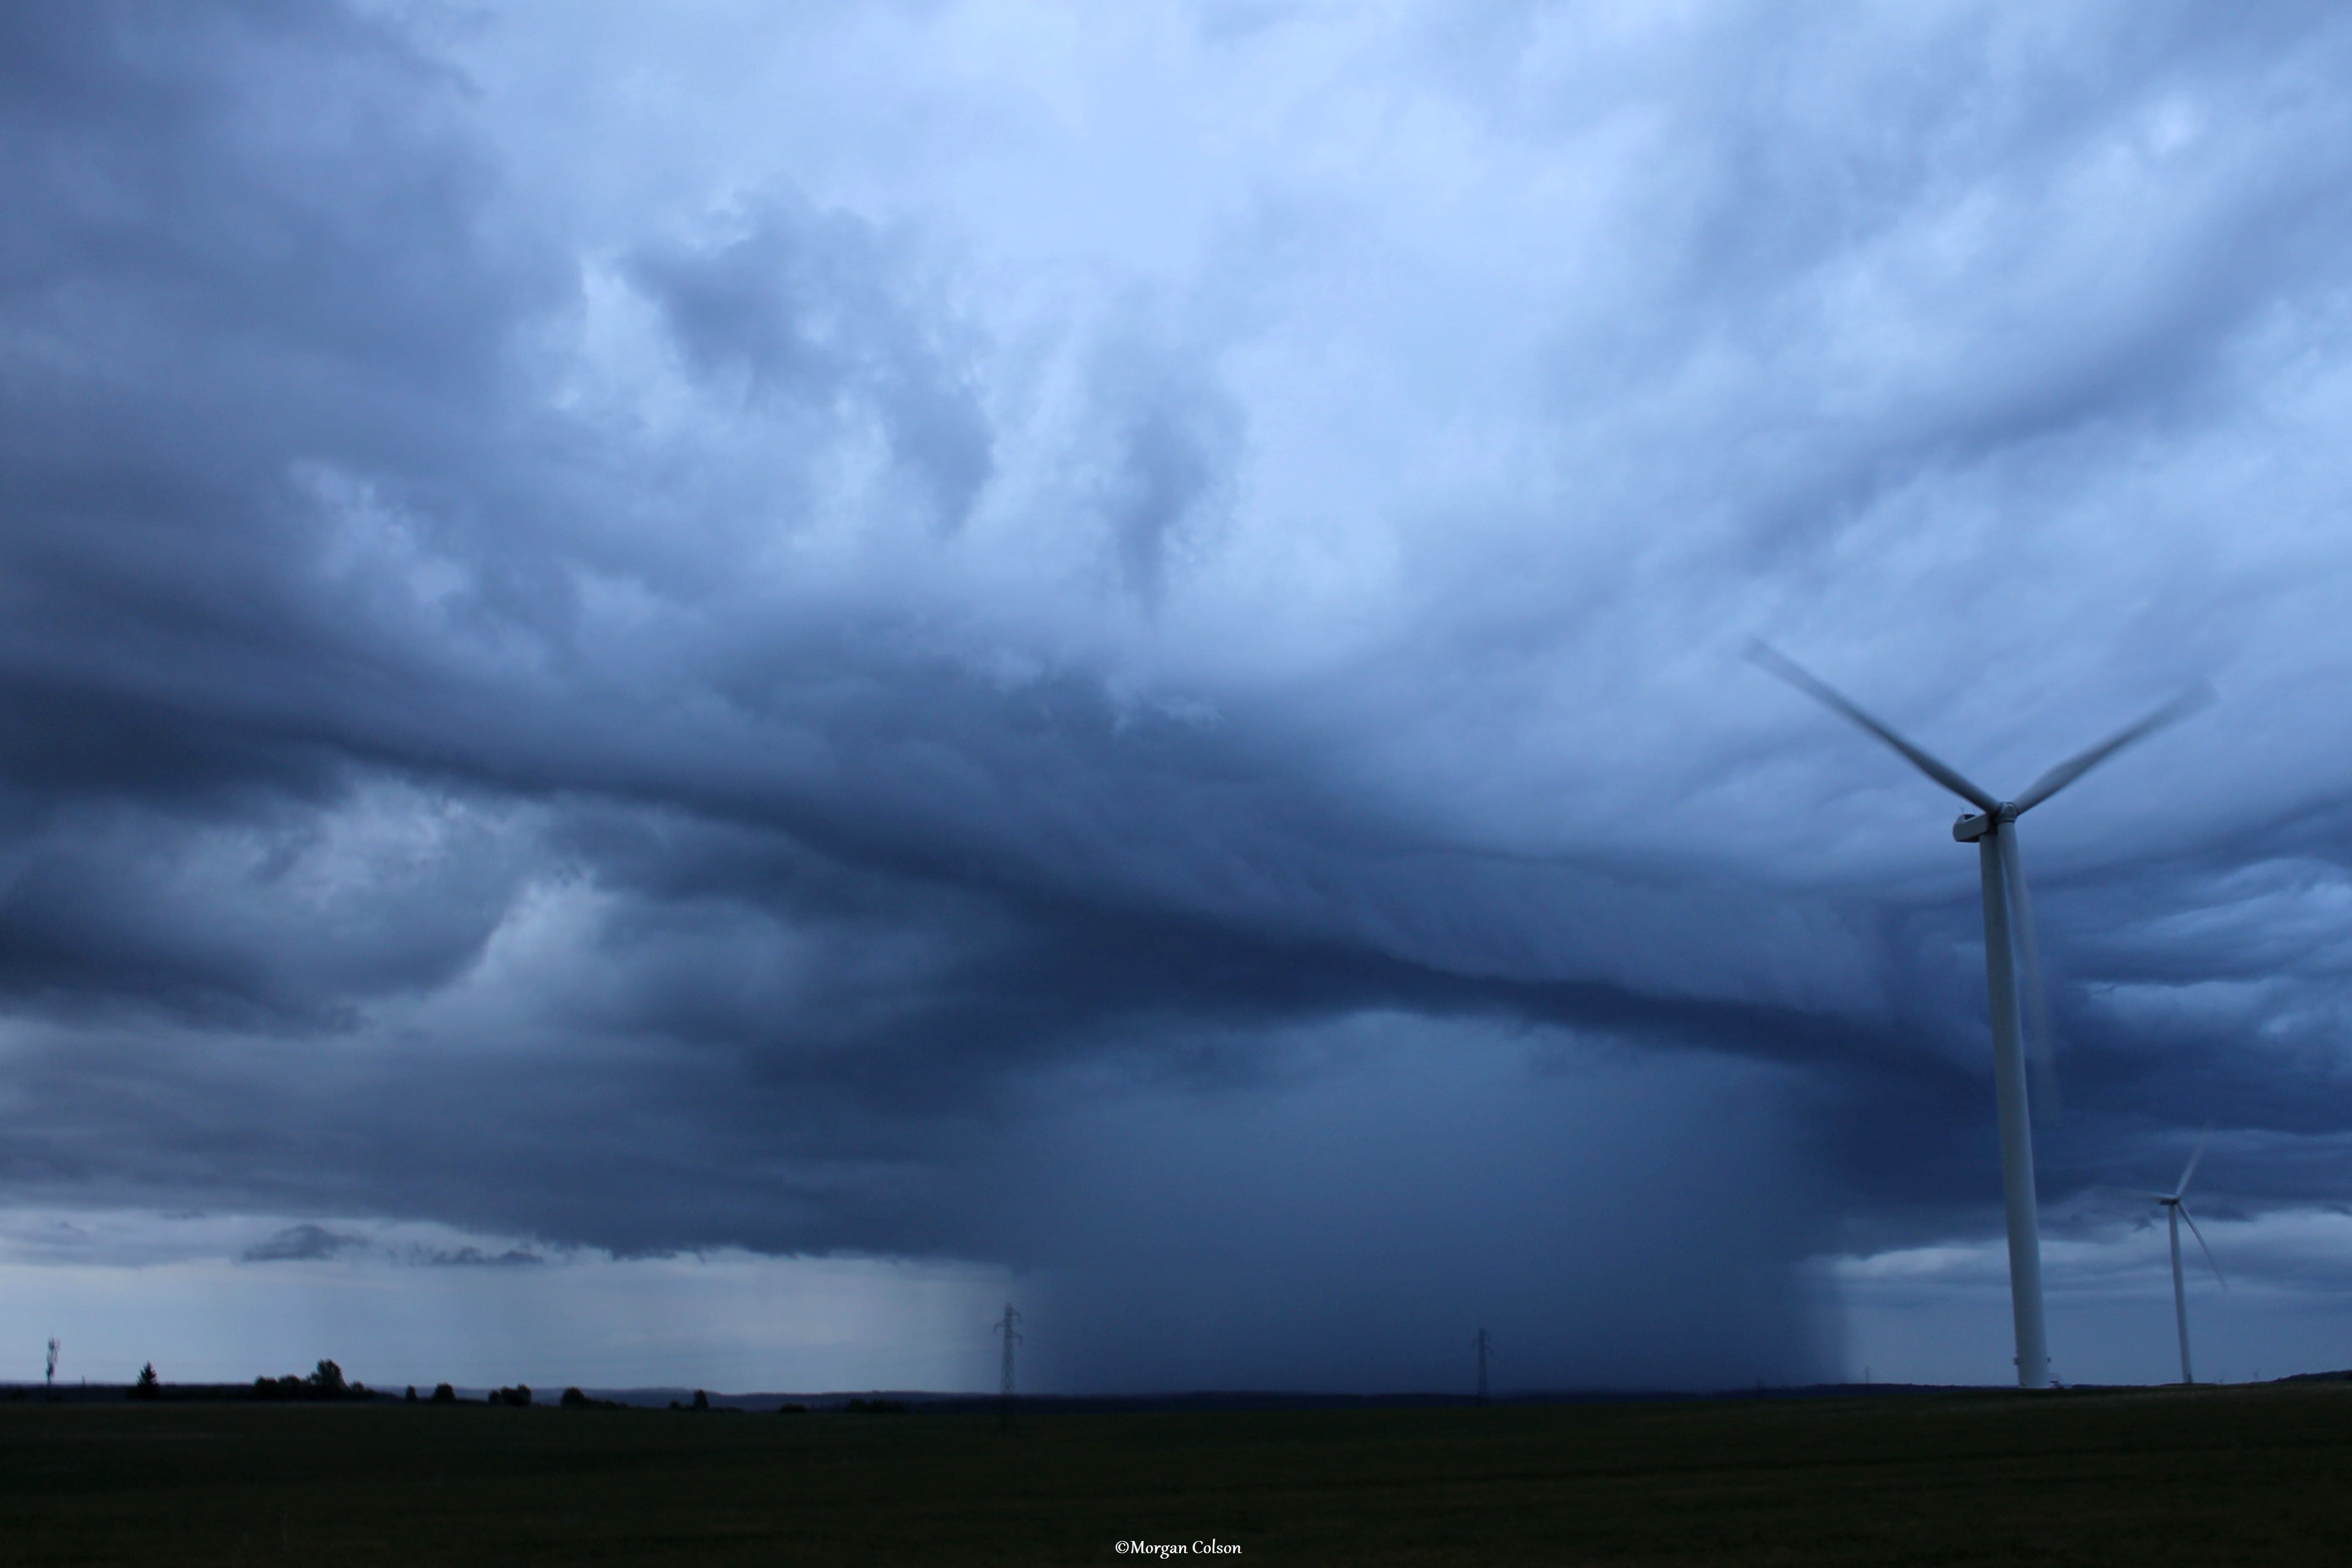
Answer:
1746, 643, 2000, 812
2010, 685, 2216, 814
2178, 1206, 2228, 1290
2173, 1125, 2213, 1201
1995, 824, 2061, 1123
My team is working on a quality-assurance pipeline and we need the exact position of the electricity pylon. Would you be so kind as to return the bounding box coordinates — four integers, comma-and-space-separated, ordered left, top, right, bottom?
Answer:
994, 1304, 1022, 1432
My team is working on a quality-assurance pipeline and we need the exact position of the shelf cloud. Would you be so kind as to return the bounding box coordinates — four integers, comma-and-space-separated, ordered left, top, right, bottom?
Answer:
4, 1, 2352, 1389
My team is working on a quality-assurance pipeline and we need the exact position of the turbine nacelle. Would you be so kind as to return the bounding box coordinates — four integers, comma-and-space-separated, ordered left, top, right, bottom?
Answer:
1951, 809, 2016, 843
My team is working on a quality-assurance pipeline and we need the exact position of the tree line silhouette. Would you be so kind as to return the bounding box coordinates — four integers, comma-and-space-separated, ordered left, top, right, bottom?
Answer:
105, 1363, 852, 1412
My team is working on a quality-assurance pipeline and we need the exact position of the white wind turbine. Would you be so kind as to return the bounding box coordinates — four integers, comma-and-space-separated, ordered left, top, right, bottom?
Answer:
2150, 1129, 2226, 1385
1751, 643, 2209, 1389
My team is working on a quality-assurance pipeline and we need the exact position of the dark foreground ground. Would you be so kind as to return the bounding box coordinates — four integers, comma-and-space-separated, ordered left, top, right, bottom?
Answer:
7, 1382, 2350, 1565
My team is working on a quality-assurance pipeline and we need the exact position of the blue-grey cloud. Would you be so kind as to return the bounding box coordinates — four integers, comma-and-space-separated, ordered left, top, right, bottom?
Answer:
242, 1223, 366, 1264
625, 198, 994, 532
4, 0, 2352, 1387
421, 1245, 544, 1268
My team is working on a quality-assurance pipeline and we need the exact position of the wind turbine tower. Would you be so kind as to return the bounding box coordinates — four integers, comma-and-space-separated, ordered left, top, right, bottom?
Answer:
46, 1338, 57, 1395
1752, 644, 2207, 1389
1473, 1329, 1493, 1404
2152, 1132, 2226, 1384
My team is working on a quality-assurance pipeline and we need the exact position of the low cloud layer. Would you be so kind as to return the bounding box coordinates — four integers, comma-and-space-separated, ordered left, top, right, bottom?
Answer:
4, 2, 2352, 1388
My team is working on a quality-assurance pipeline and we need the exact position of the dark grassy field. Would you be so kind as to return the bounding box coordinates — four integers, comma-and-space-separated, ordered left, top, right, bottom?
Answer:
7, 1382, 2350, 1564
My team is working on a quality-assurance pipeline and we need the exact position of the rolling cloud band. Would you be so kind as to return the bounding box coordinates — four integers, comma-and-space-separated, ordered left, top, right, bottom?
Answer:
3, 1, 2351, 1390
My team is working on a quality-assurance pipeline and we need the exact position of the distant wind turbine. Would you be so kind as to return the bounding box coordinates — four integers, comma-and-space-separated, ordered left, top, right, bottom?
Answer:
2150, 1130, 2226, 1385
1751, 643, 2211, 1389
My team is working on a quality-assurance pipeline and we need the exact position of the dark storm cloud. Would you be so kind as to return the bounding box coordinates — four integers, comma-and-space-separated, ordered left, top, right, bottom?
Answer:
6, 1, 2352, 1386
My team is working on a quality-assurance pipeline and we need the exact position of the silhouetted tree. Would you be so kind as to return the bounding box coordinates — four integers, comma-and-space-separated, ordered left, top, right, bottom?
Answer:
430, 1382, 456, 1404
307, 1360, 347, 1399
691, 1389, 710, 1411
404, 1385, 417, 1402
129, 1363, 160, 1401
560, 1386, 587, 1407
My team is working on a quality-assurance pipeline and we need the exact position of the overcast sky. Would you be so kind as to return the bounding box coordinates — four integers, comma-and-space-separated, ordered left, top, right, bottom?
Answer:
5, 0, 2352, 1395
